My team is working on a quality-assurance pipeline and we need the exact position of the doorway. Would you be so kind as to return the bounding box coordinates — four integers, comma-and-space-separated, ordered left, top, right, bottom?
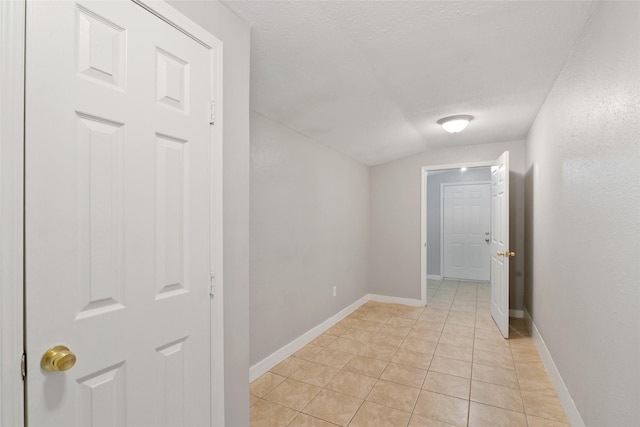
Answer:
420, 153, 511, 338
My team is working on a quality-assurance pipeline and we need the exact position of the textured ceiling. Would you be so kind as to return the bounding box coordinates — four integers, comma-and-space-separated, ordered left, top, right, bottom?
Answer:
222, 0, 596, 165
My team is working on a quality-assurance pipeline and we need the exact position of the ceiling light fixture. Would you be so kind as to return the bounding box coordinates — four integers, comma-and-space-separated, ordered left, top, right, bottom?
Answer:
437, 115, 474, 133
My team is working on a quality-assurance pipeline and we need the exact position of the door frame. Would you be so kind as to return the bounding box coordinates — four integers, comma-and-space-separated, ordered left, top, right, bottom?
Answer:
0, 1, 225, 425
0, 1, 26, 425
440, 181, 491, 281
420, 161, 495, 305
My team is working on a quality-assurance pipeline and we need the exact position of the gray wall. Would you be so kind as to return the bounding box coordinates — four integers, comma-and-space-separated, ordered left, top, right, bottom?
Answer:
250, 112, 370, 365
426, 168, 491, 277
369, 140, 526, 309
524, 1, 640, 425
166, 1, 250, 425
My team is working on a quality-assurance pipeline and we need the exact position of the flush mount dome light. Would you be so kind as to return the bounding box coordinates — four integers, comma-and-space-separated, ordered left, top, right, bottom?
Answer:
437, 115, 474, 133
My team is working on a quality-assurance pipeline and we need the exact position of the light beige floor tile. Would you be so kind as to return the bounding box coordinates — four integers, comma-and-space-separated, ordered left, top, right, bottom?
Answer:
516, 367, 556, 395
438, 333, 474, 348
413, 390, 469, 427
338, 317, 361, 328
311, 348, 353, 369
474, 326, 505, 341
290, 361, 341, 387
326, 324, 350, 337
473, 336, 510, 352
326, 369, 377, 399
397, 308, 425, 320
526, 414, 570, 426
521, 391, 568, 423
366, 379, 421, 413
340, 328, 374, 344
442, 318, 476, 337
470, 380, 524, 412
429, 356, 472, 379
270, 356, 307, 377
302, 389, 362, 427
342, 355, 388, 378
250, 398, 299, 427
289, 413, 340, 427
468, 401, 527, 427
351, 319, 384, 332
250, 395, 261, 407
378, 362, 425, 388
369, 332, 405, 348
423, 371, 471, 400
247, 300, 560, 427
387, 317, 418, 328
327, 337, 367, 355
434, 343, 473, 362
472, 348, 514, 369
265, 378, 322, 411
310, 334, 338, 347
295, 345, 324, 360
378, 324, 412, 337
391, 348, 433, 370
408, 413, 456, 426
401, 337, 438, 355
250, 372, 287, 398
409, 327, 442, 343
349, 401, 411, 427
471, 363, 519, 389
358, 343, 398, 361
414, 320, 445, 332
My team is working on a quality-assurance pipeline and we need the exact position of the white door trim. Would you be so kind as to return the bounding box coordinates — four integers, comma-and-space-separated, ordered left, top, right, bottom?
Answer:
421, 161, 495, 306
0, 1, 225, 425
0, 1, 26, 425
440, 181, 491, 281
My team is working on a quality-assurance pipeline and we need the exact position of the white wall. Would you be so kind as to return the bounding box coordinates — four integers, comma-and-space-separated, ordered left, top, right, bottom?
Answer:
370, 140, 526, 308
250, 112, 369, 365
524, 1, 640, 425
166, 1, 250, 425
426, 167, 491, 277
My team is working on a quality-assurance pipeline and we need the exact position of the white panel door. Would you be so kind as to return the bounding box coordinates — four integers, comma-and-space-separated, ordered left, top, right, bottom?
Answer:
490, 152, 510, 338
442, 183, 491, 281
25, 1, 215, 425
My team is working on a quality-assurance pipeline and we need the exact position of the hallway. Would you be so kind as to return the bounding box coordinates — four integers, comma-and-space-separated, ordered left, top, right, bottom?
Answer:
249, 281, 567, 426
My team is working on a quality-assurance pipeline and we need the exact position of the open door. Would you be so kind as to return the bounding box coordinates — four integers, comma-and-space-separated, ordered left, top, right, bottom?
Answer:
490, 151, 511, 338
24, 1, 220, 425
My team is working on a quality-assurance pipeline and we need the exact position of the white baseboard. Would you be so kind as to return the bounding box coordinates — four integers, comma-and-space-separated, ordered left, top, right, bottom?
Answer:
249, 293, 426, 381
523, 307, 585, 427
368, 294, 424, 307
249, 295, 369, 381
426, 274, 442, 280
509, 309, 524, 318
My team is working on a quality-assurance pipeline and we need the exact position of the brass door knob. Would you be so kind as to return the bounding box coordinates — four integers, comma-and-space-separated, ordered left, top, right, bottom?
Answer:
497, 251, 516, 257
41, 345, 76, 372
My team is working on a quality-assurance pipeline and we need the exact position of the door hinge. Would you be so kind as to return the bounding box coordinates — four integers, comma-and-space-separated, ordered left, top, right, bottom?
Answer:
209, 101, 216, 125
21, 352, 26, 380
209, 273, 216, 297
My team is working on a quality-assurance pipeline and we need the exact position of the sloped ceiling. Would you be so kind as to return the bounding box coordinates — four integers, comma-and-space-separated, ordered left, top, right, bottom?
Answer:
222, 0, 595, 165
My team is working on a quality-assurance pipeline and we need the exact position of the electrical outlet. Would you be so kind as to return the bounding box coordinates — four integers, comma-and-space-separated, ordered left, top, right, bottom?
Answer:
332, 286, 336, 297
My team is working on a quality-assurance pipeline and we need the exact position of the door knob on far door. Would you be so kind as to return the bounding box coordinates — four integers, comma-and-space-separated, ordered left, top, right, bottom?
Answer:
41, 345, 76, 372
497, 251, 516, 257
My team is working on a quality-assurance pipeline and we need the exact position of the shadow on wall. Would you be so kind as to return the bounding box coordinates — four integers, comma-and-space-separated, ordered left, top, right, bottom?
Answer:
523, 164, 535, 316
509, 169, 525, 311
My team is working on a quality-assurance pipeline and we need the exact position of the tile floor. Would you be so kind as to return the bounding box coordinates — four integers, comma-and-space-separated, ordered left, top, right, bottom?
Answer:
250, 280, 569, 427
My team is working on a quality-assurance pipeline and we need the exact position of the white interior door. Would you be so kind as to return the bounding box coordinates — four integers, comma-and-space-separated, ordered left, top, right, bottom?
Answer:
490, 151, 510, 338
25, 1, 215, 425
442, 183, 491, 281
